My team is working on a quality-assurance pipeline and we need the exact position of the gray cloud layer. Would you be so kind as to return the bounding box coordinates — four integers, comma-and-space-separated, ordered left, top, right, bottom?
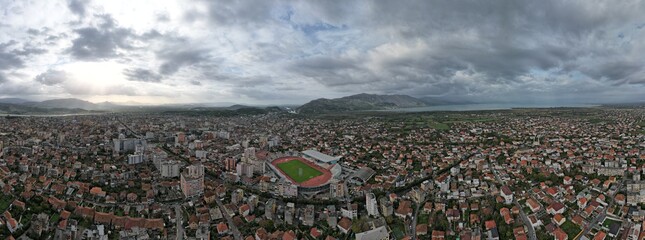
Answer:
123, 68, 162, 82
67, 15, 136, 60
34, 69, 68, 85
0, 0, 644, 104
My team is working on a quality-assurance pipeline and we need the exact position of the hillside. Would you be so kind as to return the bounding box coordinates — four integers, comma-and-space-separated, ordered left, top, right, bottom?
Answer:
297, 93, 427, 114
0, 98, 32, 104
24, 98, 99, 110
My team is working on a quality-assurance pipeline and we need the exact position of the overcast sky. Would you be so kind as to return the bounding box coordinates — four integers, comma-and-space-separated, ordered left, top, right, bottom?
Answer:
0, 0, 644, 105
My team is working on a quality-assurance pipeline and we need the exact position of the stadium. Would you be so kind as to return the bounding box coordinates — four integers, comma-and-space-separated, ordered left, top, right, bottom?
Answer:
267, 151, 341, 195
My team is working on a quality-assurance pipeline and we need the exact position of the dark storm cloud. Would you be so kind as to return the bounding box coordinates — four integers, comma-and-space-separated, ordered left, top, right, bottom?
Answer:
12, 46, 47, 56
67, 0, 89, 17
26, 28, 40, 35
280, 0, 645, 100
141, 30, 162, 40
0, 41, 24, 70
582, 60, 643, 82
0, 51, 24, 70
158, 49, 210, 75
233, 87, 300, 101
199, 0, 277, 26
2, 0, 645, 103
155, 12, 170, 22
67, 26, 134, 60
289, 56, 370, 87
198, 65, 274, 86
0, 81, 43, 95
34, 69, 68, 85
67, 15, 137, 60
0, 41, 29, 85
123, 68, 163, 83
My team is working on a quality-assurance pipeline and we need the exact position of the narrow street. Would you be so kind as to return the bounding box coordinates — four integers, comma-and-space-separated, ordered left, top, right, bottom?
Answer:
577, 172, 626, 239
410, 199, 423, 239
489, 161, 537, 240
216, 197, 243, 240
513, 199, 537, 240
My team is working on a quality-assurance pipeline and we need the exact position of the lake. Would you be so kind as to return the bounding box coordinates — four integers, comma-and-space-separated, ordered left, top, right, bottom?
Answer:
383, 103, 599, 112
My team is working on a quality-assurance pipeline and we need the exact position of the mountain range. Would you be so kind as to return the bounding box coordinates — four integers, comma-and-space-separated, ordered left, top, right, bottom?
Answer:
296, 93, 423, 114
0, 93, 465, 115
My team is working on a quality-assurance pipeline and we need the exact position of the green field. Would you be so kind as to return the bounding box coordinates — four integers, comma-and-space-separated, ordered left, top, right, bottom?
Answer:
277, 160, 323, 183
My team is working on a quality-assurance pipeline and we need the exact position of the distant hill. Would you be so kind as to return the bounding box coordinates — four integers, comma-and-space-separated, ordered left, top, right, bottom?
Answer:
418, 97, 473, 105
161, 105, 286, 117
297, 93, 428, 114
0, 98, 33, 104
226, 104, 253, 110
25, 98, 100, 110
0, 103, 95, 115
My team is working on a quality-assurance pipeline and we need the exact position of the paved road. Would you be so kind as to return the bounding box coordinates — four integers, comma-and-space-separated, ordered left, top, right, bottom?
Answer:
410, 198, 424, 239
176, 205, 184, 240
490, 167, 537, 240
116, 116, 143, 138
514, 199, 537, 240
216, 197, 243, 240
577, 172, 626, 239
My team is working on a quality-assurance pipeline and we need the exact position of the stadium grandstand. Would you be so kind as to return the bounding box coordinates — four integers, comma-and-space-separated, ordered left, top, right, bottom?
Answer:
302, 149, 342, 165
349, 167, 376, 185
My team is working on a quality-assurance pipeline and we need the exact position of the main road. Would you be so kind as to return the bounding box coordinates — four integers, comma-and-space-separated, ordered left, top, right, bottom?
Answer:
175, 205, 184, 240
409, 197, 425, 239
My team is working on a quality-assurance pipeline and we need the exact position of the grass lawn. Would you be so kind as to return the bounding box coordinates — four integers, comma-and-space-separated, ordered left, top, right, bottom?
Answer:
405, 119, 450, 130
418, 213, 430, 224
50, 213, 61, 224
390, 221, 406, 240
444, 118, 495, 123
560, 220, 581, 239
0, 195, 13, 212
277, 160, 323, 183
602, 218, 621, 228
428, 122, 450, 130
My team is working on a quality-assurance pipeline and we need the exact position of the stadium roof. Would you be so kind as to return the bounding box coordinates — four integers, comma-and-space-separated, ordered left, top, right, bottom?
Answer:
302, 150, 341, 163
355, 226, 389, 240
350, 167, 376, 183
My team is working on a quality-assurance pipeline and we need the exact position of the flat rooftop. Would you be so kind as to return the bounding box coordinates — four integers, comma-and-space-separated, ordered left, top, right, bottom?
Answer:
302, 149, 341, 163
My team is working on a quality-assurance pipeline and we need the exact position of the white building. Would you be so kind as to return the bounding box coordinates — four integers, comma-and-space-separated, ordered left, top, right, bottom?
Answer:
236, 162, 254, 178
113, 138, 146, 154
330, 179, 346, 198
279, 182, 298, 198
355, 226, 389, 240
127, 154, 144, 165
195, 150, 208, 159
160, 161, 180, 178
181, 164, 205, 198
216, 131, 230, 139
500, 186, 514, 204
341, 203, 358, 219
268, 136, 281, 148
366, 192, 379, 217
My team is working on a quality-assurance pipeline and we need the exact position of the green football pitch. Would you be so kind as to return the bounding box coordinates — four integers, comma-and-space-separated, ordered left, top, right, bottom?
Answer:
276, 159, 323, 183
